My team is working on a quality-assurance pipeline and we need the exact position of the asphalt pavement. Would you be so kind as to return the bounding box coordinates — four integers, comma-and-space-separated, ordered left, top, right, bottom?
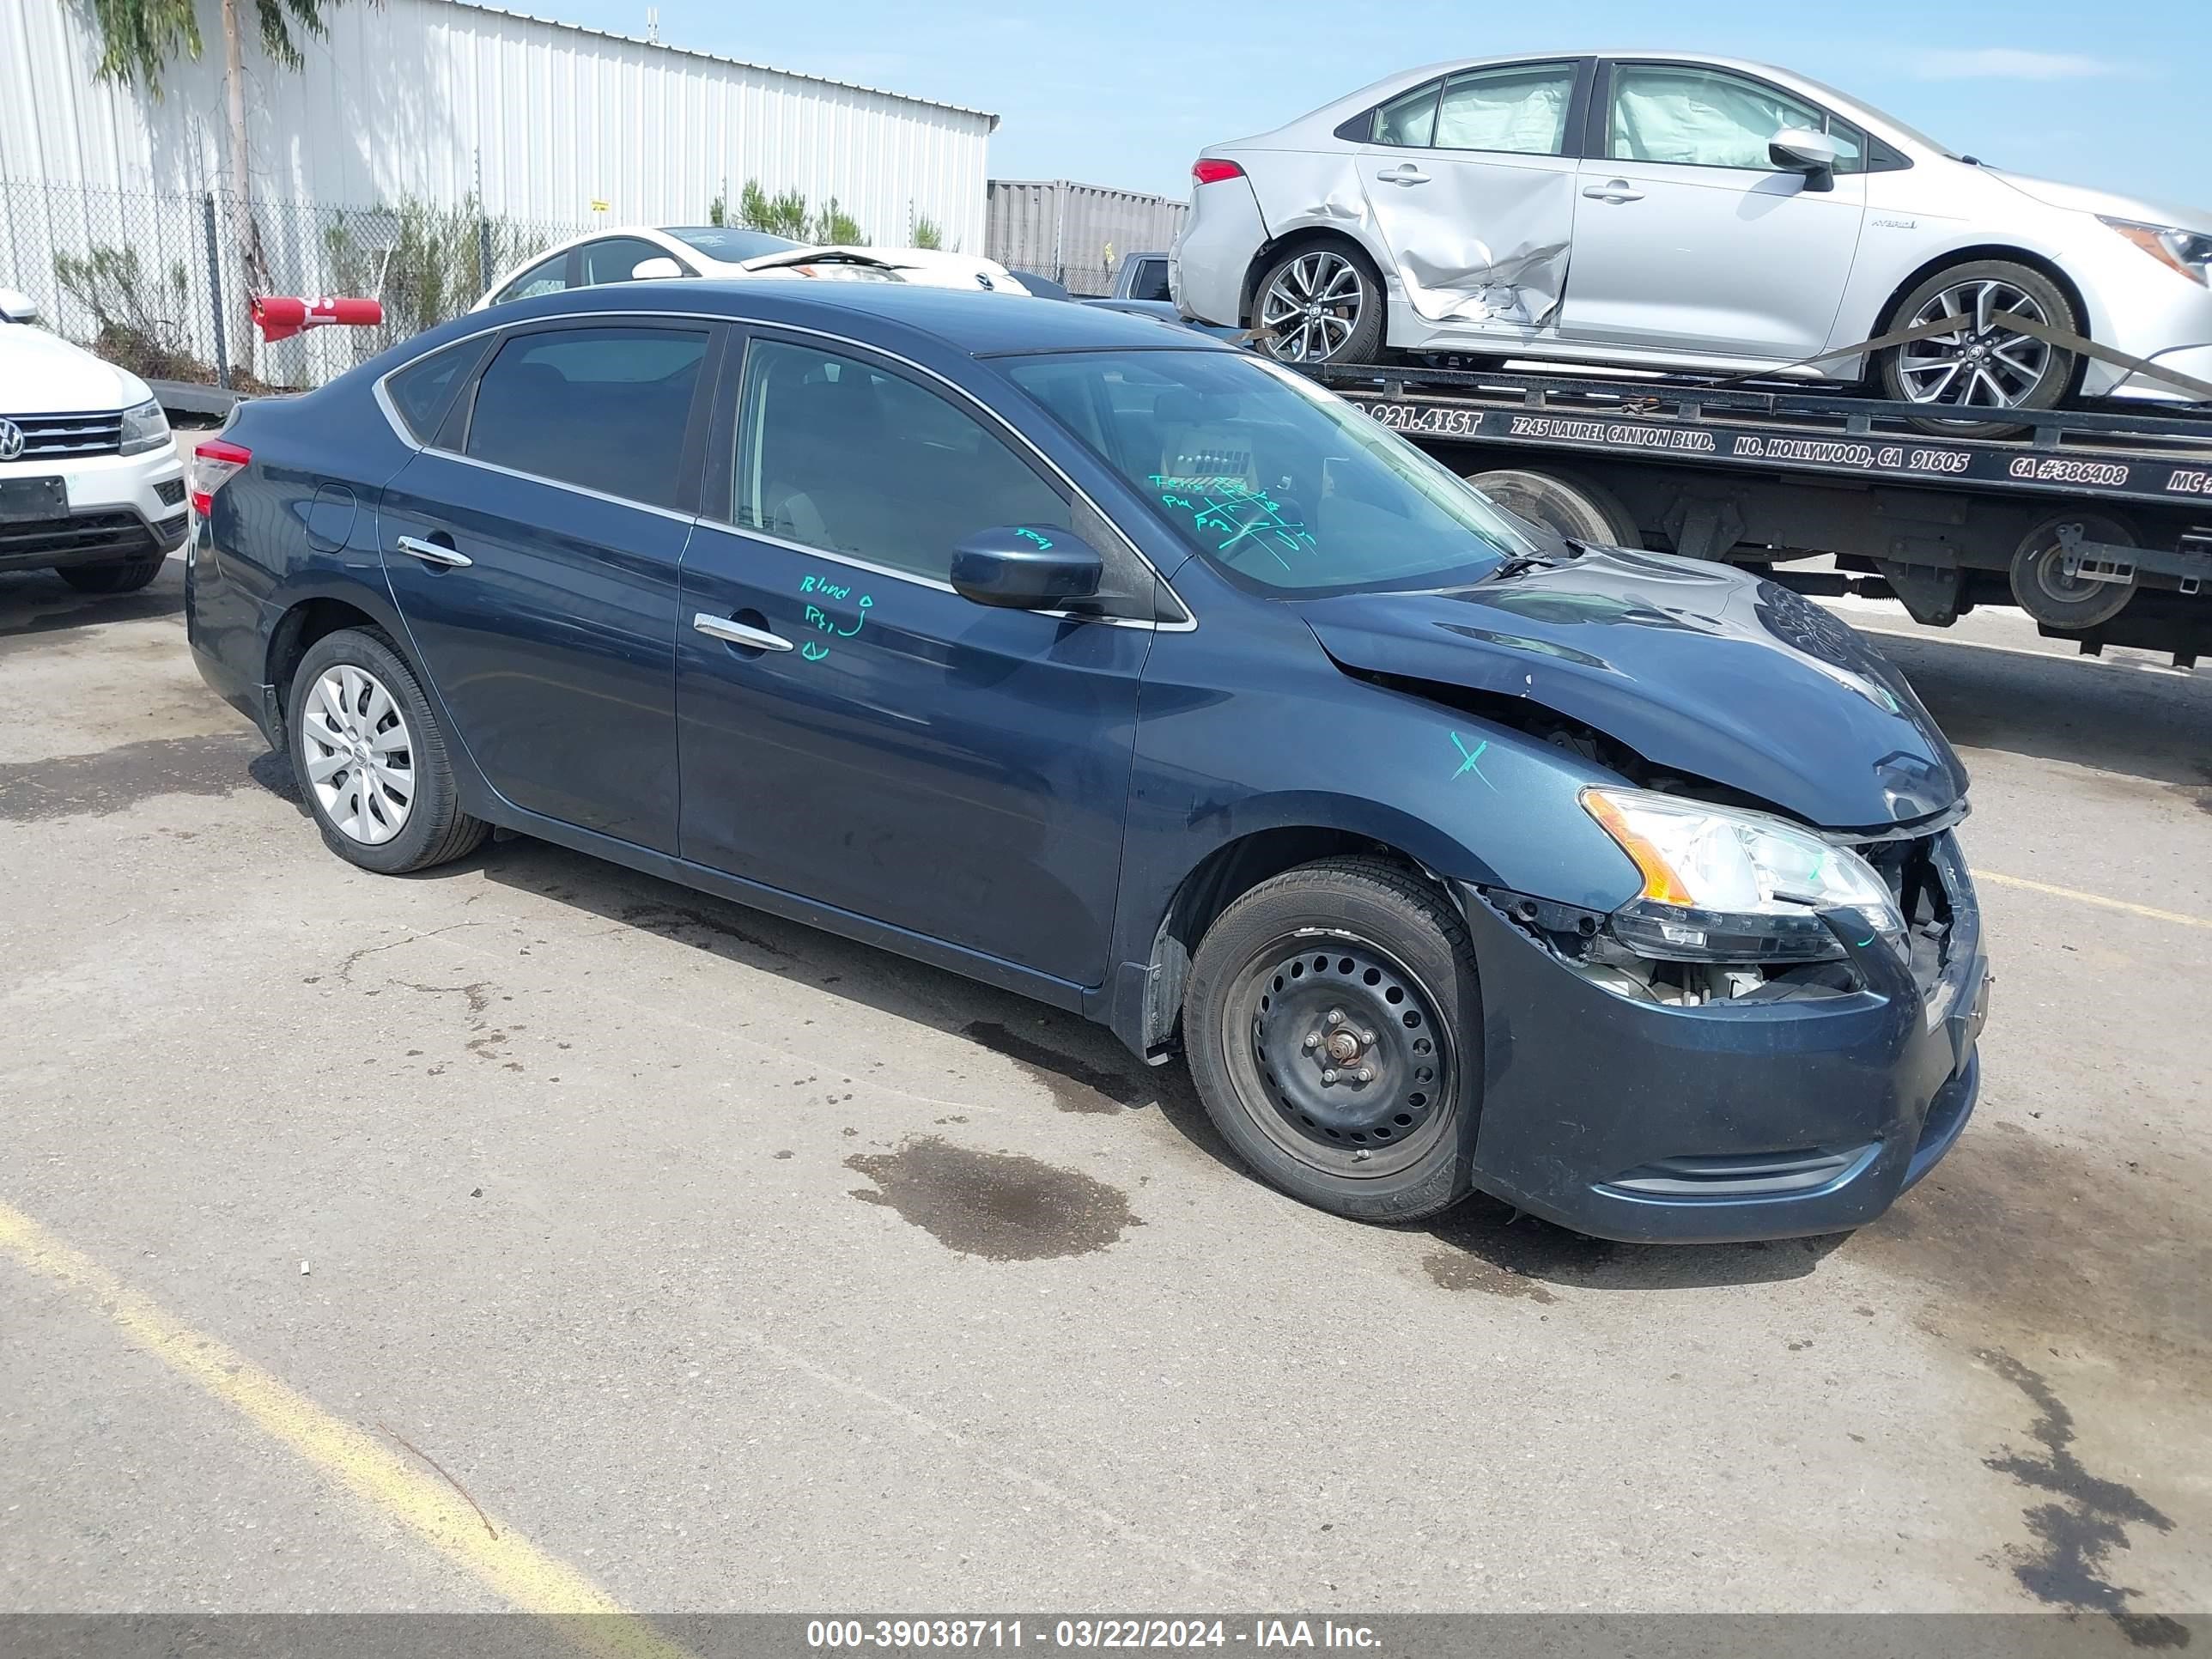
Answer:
1, 543, 2206, 1631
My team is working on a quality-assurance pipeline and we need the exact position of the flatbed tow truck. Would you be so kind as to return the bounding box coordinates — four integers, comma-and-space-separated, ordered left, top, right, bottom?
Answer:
1307, 361, 2212, 666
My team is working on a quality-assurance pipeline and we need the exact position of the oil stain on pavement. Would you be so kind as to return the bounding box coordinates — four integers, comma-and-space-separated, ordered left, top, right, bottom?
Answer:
846, 1136, 1139, 1260
1978, 1349, 2187, 1649
0, 731, 264, 821
961, 1019, 1146, 1114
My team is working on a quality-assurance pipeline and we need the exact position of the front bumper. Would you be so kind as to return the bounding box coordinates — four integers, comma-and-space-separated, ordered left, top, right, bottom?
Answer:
0, 446, 188, 571
1453, 834, 1988, 1243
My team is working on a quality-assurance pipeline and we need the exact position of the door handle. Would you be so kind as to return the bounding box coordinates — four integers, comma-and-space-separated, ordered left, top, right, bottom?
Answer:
1582, 180, 1645, 203
393, 535, 472, 568
692, 612, 793, 653
1376, 165, 1431, 185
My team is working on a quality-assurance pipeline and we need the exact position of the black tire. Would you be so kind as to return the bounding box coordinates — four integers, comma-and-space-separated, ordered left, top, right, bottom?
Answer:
1465, 466, 1642, 548
1877, 258, 2079, 440
1250, 240, 1385, 365
2008, 510, 2137, 629
58, 556, 164, 594
1183, 856, 1482, 1224
288, 626, 489, 875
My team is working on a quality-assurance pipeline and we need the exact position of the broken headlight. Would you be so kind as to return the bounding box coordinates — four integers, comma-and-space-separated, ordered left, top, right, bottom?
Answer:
1581, 787, 1905, 964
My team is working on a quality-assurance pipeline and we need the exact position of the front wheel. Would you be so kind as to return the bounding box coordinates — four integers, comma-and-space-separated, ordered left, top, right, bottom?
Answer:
1183, 857, 1482, 1224
1251, 243, 1384, 365
1878, 259, 2079, 439
58, 556, 164, 594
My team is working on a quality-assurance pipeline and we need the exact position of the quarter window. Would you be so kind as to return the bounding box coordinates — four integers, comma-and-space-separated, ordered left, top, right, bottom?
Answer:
465, 325, 708, 509
384, 337, 488, 442
731, 339, 1068, 581
1369, 81, 1441, 149
492, 252, 569, 306
1608, 64, 1861, 173
1435, 62, 1577, 155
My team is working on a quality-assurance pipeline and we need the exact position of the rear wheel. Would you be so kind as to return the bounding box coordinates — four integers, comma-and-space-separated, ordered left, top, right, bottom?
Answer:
2008, 510, 2137, 629
58, 556, 164, 594
1465, 466, 1642, 548
1878, 259, 2078, 439
288, 627, 489, 875
1251, 243, 1384, 365
1183, 857, 1482, 1224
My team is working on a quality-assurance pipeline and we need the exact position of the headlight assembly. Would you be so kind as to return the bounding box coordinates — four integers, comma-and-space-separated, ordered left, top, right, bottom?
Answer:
1581, 787, 1905, 964
2100, 217, 2212, 288
118, 398, 171, 456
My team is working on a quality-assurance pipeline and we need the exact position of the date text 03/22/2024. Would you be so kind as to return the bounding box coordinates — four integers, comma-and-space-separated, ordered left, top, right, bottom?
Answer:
805, 1620, 1382, 1650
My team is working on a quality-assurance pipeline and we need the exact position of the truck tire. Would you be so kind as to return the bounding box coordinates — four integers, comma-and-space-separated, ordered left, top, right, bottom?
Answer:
1465, 467, 1642, 549
1877, 259, 2079, 440
288, 626, 489, 875
1251, 242, 1385, 365
1183, 856, 1482, 1224
2008, 511, 2137, 629
58, 556, 165, 594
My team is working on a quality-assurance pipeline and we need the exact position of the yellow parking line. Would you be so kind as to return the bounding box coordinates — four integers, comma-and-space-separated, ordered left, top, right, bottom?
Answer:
1974, 869, 2212, 931
0, 1200, 689, 1659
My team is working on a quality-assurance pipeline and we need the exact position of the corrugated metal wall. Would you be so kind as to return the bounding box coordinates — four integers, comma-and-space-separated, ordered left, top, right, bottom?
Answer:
986, 180, 1189, 295
0, 0, 997, 252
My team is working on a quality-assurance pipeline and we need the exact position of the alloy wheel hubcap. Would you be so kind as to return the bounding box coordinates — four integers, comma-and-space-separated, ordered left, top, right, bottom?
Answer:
1898, 280, 2053, 410
1260, 252, 1364, 362
301, 665, 416, 845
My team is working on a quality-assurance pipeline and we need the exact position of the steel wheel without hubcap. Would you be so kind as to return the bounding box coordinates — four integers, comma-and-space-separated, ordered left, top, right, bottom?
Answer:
1223, 930, 1455, 1179
1896, 279, 2055, 412
300, 664, 416, 845
1258, 252, 1367, 363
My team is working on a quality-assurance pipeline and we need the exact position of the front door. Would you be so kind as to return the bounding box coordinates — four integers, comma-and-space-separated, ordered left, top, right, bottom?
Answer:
1355, 60, 1585, 341
1560, 61, 1867, 358
377, 319, 714, 851
674, 334, 1152, 989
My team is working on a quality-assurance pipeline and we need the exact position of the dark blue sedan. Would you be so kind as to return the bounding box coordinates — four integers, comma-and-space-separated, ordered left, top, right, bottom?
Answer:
185, 283, 1989, 1242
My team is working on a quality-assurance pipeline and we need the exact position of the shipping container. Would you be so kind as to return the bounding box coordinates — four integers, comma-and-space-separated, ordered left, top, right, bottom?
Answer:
986, 179, 1189, 296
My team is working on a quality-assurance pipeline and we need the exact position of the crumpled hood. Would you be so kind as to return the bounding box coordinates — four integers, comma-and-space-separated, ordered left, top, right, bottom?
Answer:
1982, 167, 2212, 234
1297, 547, 1968, 830
0, 325, 149, 416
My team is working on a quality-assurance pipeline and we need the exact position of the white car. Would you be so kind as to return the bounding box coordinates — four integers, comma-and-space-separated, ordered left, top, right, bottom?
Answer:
0, 288, 185, 593
1173, 52, 2212, 434
474, 225, 1030, 312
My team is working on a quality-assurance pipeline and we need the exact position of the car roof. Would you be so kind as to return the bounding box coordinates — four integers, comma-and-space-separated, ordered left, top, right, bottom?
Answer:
480, 277, 1237, 358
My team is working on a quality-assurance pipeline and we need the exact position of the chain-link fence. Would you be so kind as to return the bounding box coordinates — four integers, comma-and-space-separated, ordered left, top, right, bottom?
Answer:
1, 178, 589, 392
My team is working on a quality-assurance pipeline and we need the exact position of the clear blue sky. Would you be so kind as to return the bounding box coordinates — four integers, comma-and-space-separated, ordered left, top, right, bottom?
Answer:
558, 0, 2209, 212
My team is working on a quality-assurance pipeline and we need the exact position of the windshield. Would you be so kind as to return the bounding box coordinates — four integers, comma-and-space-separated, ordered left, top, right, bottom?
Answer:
1003, 349, 1535, 594
665, 226, 806, 261
1783, 73, 1958, 157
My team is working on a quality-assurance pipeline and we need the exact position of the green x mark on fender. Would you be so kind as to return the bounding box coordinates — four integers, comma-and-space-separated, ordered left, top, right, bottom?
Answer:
1450, 732, 1498, 791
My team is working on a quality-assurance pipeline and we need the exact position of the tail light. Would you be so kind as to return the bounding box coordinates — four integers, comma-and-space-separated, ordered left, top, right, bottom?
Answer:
1192, 158, 1245, 185
189, 438, 251, 518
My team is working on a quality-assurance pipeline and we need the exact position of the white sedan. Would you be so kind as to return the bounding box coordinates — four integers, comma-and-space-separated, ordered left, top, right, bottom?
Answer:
0, 288, 185, 594
474, 225, 1030, 312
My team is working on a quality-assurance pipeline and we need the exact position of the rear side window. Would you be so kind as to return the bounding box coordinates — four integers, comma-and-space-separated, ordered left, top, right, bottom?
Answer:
384, 337, 487, 442
492, 252, 569, 306
465, 325, 708, 509
1435, 62, 1576, 155
1127, 258, 1170, 301
731, 338, 1068, 581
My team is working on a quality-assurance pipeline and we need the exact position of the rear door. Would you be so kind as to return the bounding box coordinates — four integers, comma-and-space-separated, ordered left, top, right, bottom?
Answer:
377, 318, 717, 851
1560, 60, 1868, 357
674, 331, 1154, 989
1354, 59, 1587, 338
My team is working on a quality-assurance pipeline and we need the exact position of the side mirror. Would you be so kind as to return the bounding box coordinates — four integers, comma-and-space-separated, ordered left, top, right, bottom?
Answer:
951, 526, 1103, 610
629, 256, 685, 280
1769, 127, 1840, 190
0, 287, 40, 325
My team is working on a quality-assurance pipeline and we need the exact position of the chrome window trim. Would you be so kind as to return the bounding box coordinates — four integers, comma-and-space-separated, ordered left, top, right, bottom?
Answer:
371, 305, 1197, 632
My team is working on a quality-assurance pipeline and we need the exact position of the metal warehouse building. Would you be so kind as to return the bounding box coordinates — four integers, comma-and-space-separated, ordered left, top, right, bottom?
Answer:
0, 0, 997, 385
2, 0, 998, 248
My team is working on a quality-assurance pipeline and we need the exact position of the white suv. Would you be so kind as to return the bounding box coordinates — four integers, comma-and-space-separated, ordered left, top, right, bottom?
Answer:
0, 289, 187, 593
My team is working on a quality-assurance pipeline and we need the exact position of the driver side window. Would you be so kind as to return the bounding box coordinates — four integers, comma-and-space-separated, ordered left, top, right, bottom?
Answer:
1608, 64, 1856, 172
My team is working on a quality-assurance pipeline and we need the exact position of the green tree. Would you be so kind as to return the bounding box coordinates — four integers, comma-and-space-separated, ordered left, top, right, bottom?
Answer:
910, 216, 944, 251
807, 197, 865, 247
